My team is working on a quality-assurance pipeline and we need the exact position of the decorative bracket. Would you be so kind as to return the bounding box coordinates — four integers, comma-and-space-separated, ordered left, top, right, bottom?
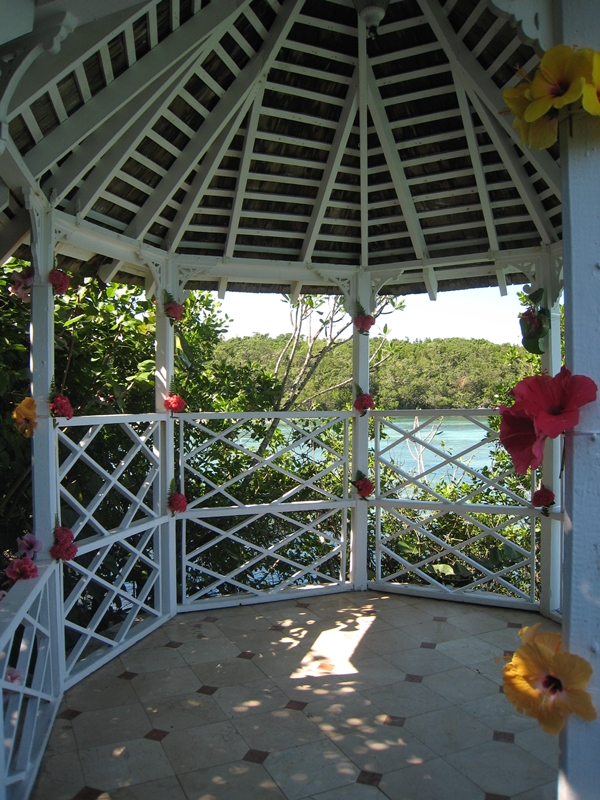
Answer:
487, 0, 556, 54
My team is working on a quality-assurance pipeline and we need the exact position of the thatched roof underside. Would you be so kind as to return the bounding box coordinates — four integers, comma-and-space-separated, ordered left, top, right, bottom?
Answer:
0, 0, 561, 296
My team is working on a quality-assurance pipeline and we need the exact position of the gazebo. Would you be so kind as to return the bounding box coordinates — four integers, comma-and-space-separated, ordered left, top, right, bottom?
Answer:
0, 0, 598, 797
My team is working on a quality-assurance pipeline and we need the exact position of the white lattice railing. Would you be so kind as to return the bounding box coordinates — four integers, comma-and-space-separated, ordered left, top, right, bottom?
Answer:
0, 564, 62, 800
370, 410, 541, 607
177, 412, 353, 607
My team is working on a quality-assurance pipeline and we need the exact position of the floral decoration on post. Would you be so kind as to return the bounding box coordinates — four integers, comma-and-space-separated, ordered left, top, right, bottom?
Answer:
167, 479, 188, 515
16, 533, 43, 559
49, 526, 78, 561
164, 393, 186, 414
499, 367, 597, 474
503, 45, 600, 150
354, 301, 375, 335
351, 470, 374, 500
49, 393, 74, 420
12, 398, 37, 438
5, 557, 38, 583
353, 385, 375, 416
532, 486, 555, 516
9, 266, 34, 302
519, 289, 550, 355
48, 268, 70, 294
163, 291, 185, 324
503, 623, 597, 735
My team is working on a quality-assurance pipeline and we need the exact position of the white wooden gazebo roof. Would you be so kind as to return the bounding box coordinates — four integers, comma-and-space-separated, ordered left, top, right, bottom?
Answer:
0, 0, 561, 297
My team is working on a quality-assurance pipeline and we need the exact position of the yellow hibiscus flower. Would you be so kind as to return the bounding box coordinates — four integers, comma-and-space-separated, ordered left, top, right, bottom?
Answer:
503, 640, 597, 735
519, 622, 562, 653
502, 83, 558, 149
12, 398, 38, 438
582, 49, 600, 115
524, 45, 588, 122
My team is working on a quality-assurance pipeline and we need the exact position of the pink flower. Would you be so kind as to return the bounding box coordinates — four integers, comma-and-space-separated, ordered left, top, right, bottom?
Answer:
3, 667, 22, 706
164, 394, 186, 413
168, 492, 188, 513
49, 526, 77, 561
511, 367, 597, 440
16, 533, 43, 558
353, 477, 374, 498
532, 487, 555, 507
499, 404, 546, 475
48, 269, 70, 294
354, 393, 375, 415
6, 557, 38, 583
520, 309, 541, 332
9, 267, 34, 303
354, 314, 375, 334
49, 394, 74, 420
164, 301, 184, 321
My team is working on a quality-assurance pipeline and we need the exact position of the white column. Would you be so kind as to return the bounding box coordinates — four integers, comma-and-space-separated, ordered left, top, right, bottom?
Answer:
539, 257, 562, 619
27, 191, 58, 553
350, 271, 371, 589
559, 3, 600, 795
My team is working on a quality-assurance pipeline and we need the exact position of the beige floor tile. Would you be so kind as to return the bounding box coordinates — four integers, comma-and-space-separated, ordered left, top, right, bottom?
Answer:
513, 780, 558, 799
65, 672, 139, 712
445, 610, 509, 635
469, 655, 505, 686
384, 646, 461, 676
342, 654, 406, 688
132, 665, 201, 702
262, 606, 326, 627
361, 680, 451, 719
422, 666, 498, 704
379, 757, 484, 800
331, 724, 436, 774
309, 784, 386, 799
405, 598, 472, 616
400, 620, 471, 644
120, 644, 187, 674
79, 737, 174, 792
178, 760, 287, 800
273, 674, 364, 704
265, 739, 359, 800
72, 703, 151, 749
253, 643, 314, 679
356, 627, 421, 656
436, 635, 504, 666
191, 655, 266, 687
478, 626, 530, 651
304, 694, 379, 737
30, 751, 86, 800
161, 719, 249, 773
143, 690, 228, 731
446, 740, 556, 796
177, 637, 241, 665
460, 691, 539, 733
162, 617, 218, 643
219, 628, 298, 653
214, 678, 289, 718
233, 706, 326, 752
376, 606, 433, 628
44, 719, 78, 755
403, 705, 491, 756
109, 775, 187, 800
515, 725, 560, 768
127, 627, 171, 650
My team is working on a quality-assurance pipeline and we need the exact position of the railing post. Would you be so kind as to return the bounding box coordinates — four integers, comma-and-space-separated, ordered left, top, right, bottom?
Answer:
539, 256, 562, 618
350, 271, 371, 589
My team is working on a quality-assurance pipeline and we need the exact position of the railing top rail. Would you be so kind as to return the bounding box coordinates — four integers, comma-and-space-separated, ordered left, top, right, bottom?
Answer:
179, 411, 354, 420
372, 408, 500, 418
58, 412, 163, 426
0, 562, 56, 644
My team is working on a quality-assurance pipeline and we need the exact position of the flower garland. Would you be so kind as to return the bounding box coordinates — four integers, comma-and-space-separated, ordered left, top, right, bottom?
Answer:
163, 291, 185, 324
49, 526, 78, 561
353, 385, 375, 416
48, 269, 70, 294
499, 367, 597, 474
354, 301, 375, 335
351, 470, 374, 499
532, 487, 555, 516
503, 623, 597, 735
519, 289, 550, 355
49, 393, 74, 420
164, 393, 186, 414
168, 492, 188, 514
503, 45, 600, 150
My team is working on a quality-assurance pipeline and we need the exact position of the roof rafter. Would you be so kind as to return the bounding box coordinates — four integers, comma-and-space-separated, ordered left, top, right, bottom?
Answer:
126, 0, 304, 242
367, 63, 428, 261
358, 22, 369, 267
24, 0, 252, 177
300, 79, 358, 263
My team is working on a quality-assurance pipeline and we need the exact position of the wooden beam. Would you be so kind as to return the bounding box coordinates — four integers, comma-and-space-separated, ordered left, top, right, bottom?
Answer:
0, 206, 30, 263
358, 22, 369, 268
423, 265, 438, 300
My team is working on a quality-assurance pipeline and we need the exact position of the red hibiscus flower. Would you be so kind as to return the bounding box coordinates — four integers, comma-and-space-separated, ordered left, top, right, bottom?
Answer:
499, 404, 546, 475
164, 301, 184, 321
49, 526, 78, 561
48, 269, 70, 294
49, 394, 74, 420
511, 367, 597, 440
354, 393, 375, 415
168, 492, 188, 514
520, 309, 541, 332
6, 557, 38, 583
354, 314, 375, 334
532, 487, 555, 507
164, 394, 186, 413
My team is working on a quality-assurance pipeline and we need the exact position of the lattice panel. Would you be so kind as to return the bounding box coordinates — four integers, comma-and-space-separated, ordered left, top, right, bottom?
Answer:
62, 525, 163, 680
58, 416, 162, 542
181, 507, 349, 603
375, 507, 536, 601
181, 414, 350, 509
0, 569, 60, 800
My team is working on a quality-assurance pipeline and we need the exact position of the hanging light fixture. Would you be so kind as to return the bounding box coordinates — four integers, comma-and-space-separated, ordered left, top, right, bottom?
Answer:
352, 0, 391, 38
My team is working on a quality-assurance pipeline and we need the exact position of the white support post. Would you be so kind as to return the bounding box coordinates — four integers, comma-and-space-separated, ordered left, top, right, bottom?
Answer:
538, 255, 562, 619
350, 271, 371, 590
26, 190, 58, 553
559, 2, 600, 795
153, 258, 177, 617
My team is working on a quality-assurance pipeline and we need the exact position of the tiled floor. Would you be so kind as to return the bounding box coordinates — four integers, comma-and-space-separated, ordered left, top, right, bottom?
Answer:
33, 592, 560, 800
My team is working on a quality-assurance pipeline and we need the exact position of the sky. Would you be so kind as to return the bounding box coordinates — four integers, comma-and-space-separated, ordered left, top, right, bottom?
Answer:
217, 284, 525, 345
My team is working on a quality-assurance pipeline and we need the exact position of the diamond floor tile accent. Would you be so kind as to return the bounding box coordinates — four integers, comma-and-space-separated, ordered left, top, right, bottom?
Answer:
37, 594, 558, 800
